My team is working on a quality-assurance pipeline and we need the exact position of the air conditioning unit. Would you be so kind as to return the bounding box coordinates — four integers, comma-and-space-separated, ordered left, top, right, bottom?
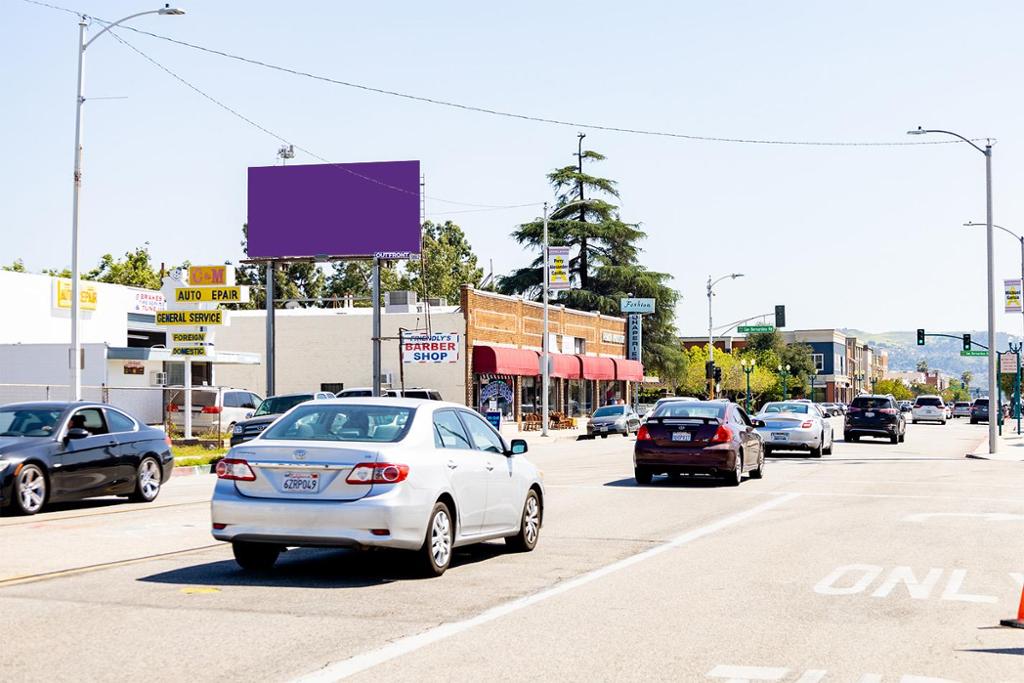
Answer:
386, 290, 418, 314
425, 297, 447, 307
151, 371, 168, 386
381, 372, 395, 387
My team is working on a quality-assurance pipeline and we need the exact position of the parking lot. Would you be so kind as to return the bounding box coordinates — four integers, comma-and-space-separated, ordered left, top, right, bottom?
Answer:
2, 418, 1022, 682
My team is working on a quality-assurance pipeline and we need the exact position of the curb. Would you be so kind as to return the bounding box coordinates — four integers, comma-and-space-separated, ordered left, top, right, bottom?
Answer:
171, 464, 214, 478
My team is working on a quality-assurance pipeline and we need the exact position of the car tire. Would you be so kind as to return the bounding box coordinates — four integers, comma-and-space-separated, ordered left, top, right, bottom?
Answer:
810, 435, 823, 458
970, 419, 977, 424
846, 433, 858, 442
824, 434, 833, 455
634, 467, 653, 485
912, 420, 918, 424
898, 431, 905, 443
763, 446, 772, 456
601, 434, 608, 439
505, 489, 541, 553
232, 541, 281, 571
724, 454, 742, 487
750, 451, 764, 479
418, 501, 454, 577
128, 456, 163, 503
622, 430, 630, 438
941, 420, 947, 425
10, 463, 47, 515
890, 434, 899, 445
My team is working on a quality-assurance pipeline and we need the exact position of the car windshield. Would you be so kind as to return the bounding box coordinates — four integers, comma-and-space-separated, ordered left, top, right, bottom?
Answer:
652, 402, 727, 419
975, 399, 989, 407
852, 397, 891, 410
0, 408, 64, 437
593, 406, 625, 417
260, 404, 413, 442
915, 397, 943, 407
760, 402, 809, 415
253, 395, 313, 417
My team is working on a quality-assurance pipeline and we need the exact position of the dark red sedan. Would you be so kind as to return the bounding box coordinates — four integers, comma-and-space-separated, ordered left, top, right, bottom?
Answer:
633, 400, 765, 486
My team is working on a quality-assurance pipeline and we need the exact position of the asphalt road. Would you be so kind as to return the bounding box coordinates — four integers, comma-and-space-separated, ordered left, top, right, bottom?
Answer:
2, 418, 1022, 683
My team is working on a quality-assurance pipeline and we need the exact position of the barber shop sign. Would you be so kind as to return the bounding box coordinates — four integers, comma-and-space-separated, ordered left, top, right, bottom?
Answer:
401, 332, 460, 363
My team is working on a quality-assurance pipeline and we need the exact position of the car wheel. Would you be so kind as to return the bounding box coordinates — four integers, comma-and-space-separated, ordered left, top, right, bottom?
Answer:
129, 456, 163, 503
11, 464, 47, 515
505, 489, 541, 552
810, 434, 823, 458
970, 419, 977, 424
912, 420, 917, 424
750, 450, 764, 479
724, 453, 742, 487
941, 420, 947, 425
898, 431, 905, 443
232, 541, 281, 571
890, 434, 899, 444
634, 467, 653, 485
601, 434, 608, 439
418, 501, 454, 577
823, 434, 833, 455
763, 446, 772, 456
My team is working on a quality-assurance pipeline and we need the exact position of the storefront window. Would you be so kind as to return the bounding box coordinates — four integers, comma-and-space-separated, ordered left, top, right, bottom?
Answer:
568, 380, 584, 417
477, 377, 515, 419
522, 376, 539, 415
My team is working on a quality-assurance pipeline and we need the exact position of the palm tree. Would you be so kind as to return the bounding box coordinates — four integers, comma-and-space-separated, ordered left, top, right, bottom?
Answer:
961, 371, 972, 389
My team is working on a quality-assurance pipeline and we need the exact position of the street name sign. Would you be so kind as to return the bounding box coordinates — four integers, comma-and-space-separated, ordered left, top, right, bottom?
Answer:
739, 325, 776, 334
174, 286, 248, 303
156, 310, 224, 326
961, 349, 987, 357
620, 298, 656, 314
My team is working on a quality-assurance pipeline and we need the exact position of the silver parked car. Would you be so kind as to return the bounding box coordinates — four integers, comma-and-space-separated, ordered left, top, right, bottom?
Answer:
586, 405, 641, 438
211, 398, 544, 576
754, 401, 834, 457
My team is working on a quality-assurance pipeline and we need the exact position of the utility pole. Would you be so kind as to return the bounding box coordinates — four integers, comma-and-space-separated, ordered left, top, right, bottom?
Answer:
576, 133, 588, 290
542, 203, 550, 437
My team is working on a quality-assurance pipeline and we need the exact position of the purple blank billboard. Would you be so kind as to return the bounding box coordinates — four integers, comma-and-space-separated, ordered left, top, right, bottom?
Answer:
247, 160, 421, 259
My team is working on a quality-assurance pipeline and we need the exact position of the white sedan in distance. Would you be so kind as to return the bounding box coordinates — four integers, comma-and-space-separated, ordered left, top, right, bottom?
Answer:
754, 400, 834, 457
211, 398, 544, 576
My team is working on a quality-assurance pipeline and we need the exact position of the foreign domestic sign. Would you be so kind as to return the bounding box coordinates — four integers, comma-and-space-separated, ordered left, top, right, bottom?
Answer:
548, 246, 571, 291
53, 279, 97, 311
961, 349, 988, 357
1005, 279, 1022, 313
628, 314, 643, 361
739, 325, 776, 334
401, 332, 460, 363
1000, 353, 1019, 374
620, 298, 656, 314
172, 332, 206, 344
156, 310, 224, 326
188, 265, 234, 287
174, 286, 248, 303
171, 347, 207, 357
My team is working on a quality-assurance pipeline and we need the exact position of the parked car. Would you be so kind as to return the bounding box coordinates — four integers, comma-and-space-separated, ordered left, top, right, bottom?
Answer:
0, 402, 174, 515
166, 387, 263, 433
633, 400, 764, 486
587, 405, 641, 438
970, 398, 990, 424
844, 394, 906, 444
754, 401, 834, 457
314, 392, 335, 400
898, 400, 914, 414
230, 393, 321, 446
951, 401, 971, 418
912, 395, 947, 425
819, 403, 842, 417
211, 398, 543, 576
334, 387, 443, 400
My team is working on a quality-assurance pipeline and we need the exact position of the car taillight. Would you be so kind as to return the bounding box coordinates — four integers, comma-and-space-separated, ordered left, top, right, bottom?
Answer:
801, 421, 813, 428
167, 403, 179, 412
215, 458, 256, 481
636, 425, 652, 441
201, 406, 222, 414
164, 433, 172, 447
710, 424, 733, 443
880, 408, 898, 415
346, 463, 409, 485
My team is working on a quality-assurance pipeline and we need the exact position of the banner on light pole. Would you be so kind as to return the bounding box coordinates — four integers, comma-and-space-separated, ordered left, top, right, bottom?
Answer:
1005, 279, 1022, 313
547, 246, 571, 291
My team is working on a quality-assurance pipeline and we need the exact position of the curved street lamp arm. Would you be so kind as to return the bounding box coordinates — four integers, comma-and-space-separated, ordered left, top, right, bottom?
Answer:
964, 221, 1021, 241
916, 129, 988, 155
84, 10, 163, 49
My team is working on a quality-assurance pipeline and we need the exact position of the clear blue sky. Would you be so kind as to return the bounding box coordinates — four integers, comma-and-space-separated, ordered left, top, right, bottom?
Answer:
4, 0, 1024, 337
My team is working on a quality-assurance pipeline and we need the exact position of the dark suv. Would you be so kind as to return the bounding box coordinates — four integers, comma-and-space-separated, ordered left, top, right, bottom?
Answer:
970, 398, 990, 424
844, 394, 906, 444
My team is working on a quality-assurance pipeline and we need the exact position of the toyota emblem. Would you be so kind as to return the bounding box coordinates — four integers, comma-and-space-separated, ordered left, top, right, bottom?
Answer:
293, 449, 307, 460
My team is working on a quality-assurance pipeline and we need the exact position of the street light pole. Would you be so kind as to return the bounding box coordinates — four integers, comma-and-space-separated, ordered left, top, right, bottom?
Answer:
910, 127, 997, 453
964, 221, 1024, 345
541, 202, 550, 437
707, 273, 744, 399
741, 359, 755, 412
778, 364, 791, 400
68, 7, 186, 401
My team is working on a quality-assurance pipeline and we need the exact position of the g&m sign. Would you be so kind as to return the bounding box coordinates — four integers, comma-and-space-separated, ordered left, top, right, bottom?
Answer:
402, 333, 460, 363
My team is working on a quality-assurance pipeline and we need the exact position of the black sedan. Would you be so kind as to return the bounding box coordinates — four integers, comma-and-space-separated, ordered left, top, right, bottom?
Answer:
230, 393, 316, 446
0, 402, 174, 515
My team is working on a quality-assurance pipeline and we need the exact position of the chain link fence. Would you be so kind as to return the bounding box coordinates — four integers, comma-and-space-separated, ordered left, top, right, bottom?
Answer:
0, 384, 167, 426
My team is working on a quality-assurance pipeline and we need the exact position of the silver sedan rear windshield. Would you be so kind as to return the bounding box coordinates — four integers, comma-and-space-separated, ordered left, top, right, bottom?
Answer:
260, 405, 413, 442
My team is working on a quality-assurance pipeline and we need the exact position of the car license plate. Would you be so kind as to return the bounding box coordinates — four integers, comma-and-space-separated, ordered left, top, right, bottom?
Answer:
282, 472, 319, 493
600, 425, 608, 432
771, 432, 788, 441
865, 412, 875, 418
672, 431, 691, 442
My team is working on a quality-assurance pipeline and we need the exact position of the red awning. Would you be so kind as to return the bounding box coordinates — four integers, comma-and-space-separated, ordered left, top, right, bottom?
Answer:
577, 355, 616, 380
473, 345, 539, 376
614, 358, 644, 382
549, 353, 582, 379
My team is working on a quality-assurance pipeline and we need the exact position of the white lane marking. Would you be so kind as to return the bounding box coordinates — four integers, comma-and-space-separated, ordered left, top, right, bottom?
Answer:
871, 567, 943, 599
292, 493, 801, 683
814, 564, 884, 595
546, 485, 1024, 504
903, 512, 1024, 522
814, 566, 1001, 603
940, 569, 998, 604
706, 665, 789, 681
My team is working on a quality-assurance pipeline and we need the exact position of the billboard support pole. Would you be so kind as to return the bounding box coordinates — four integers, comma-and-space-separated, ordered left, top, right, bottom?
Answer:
542, 202, 550, 437
372, 257, 382, 397
265, 261, 275, 396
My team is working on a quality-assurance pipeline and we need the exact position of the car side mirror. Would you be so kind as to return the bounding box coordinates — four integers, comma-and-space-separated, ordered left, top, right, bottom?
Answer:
508, 439, 528, 456
64, 427, 90, 444
751, 418, 765, 428
245, 412, 253, 419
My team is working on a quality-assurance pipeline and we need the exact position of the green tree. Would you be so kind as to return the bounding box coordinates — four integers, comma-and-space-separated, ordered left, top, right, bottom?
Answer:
399, 220, 483, 304
874, 378, 913, 401
916, 359, 929, 373
498, 146, 684, 383
961, 371, 973, 390
2, 259, 26, 272
85, 244, 162, 289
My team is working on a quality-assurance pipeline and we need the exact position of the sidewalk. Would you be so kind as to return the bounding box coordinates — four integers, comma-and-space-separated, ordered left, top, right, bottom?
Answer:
966, 429, 1024, 462
500, 420, 592, 445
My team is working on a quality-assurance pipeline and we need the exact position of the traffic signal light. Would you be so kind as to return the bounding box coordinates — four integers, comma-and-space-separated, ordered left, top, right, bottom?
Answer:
917, 329, 925, 346
963, 333, 971, 351
706, 361, 715, 379
713, 366, 722, 383
775, 305, 786, 328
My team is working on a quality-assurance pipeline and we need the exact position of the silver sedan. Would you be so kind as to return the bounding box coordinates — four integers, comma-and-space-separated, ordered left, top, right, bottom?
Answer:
754, 401, 834, 457
211, 398, 544, 576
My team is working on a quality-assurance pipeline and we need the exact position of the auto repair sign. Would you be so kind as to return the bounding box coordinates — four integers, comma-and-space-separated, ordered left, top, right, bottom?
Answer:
402, 333, 460, 363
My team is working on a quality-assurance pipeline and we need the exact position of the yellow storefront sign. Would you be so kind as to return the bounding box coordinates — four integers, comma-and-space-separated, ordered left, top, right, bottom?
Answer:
171, 332, 206, 343
188, 265, 233, 286
156, 310, 224, 326
54, 279, 97, 311
174, 286, 246, 303
171, 346, 207, 356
